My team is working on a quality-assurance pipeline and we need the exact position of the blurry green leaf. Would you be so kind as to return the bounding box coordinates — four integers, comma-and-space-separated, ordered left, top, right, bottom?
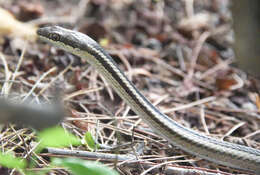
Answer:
0, 151, 26, 169
24, 169, 48, 175
52, 158, 119, 175
84, 131, 99, 150
99, 38, 109, 47
37, 127, 81, 149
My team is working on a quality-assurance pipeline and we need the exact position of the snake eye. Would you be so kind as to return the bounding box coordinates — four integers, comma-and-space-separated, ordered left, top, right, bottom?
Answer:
49, 33, 60, 41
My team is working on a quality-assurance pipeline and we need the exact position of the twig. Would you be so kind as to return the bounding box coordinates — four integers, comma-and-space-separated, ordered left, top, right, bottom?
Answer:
37, 64, 72, 97
7, 43, 27, 94
221, 122, 246, 140
22, 67, 57, 102
200, 105, 209, 134
63, 87, 103, 101
46, 148, 232, 175
46, 147, 135, 161
0, 52, 11, 96
163, 96, 216, 113
186, 31, 211, 81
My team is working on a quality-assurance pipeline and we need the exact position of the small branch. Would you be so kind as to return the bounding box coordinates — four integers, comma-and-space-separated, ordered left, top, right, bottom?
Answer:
46, 148, 233, 175
46, 147, 135, 161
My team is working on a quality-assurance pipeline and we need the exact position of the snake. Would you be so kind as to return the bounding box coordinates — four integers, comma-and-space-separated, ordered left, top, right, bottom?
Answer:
37, 26, 260, 173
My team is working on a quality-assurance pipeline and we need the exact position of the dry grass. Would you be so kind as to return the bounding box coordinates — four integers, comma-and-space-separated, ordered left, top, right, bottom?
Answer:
0, 0, 259, 175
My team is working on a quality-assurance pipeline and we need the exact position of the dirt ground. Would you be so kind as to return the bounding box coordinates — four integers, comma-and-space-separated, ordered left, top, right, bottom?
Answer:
0, 0, 259, 174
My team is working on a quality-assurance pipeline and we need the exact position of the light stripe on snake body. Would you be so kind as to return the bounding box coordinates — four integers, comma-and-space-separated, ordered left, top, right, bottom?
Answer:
37, 26, 260, 173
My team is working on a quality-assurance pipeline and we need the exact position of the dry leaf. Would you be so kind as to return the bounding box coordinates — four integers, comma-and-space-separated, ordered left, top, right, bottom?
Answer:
254, 94, 260, 111
178, 12, 213, 32
216, 77, 237, 91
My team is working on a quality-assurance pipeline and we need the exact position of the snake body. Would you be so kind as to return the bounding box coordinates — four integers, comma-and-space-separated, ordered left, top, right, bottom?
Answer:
37, 26, 260, 173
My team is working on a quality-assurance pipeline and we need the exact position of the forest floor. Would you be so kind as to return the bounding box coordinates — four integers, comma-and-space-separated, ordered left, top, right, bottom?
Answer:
0, 0, 259, 175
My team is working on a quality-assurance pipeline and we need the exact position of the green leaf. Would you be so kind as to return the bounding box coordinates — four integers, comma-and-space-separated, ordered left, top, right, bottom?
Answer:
99, 38, 109, 47
52, 158, 119, 175
37, 127, 81, 149
0, 152, 26, 169
84, 131, 99, 150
